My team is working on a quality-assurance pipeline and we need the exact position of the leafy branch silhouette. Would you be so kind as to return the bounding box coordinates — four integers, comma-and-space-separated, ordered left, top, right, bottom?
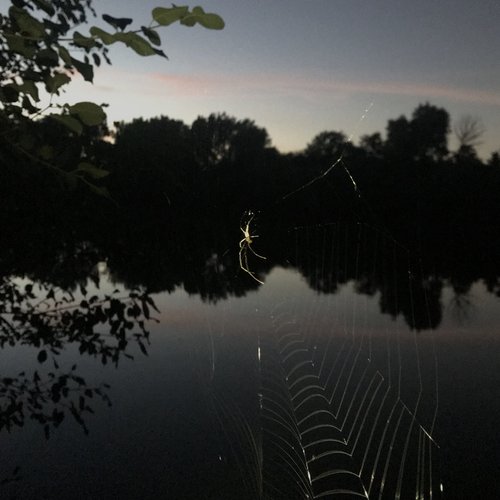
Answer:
0, 277, 158, 437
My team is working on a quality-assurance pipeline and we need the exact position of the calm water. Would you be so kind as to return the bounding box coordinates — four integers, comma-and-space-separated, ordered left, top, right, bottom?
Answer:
1, 223, 499, 499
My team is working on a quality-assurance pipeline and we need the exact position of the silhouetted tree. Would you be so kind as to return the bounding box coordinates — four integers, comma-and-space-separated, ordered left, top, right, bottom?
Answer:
385, 103, 449, 163
488, 151, 500, 168
111, 116, 195, 207
454, 115, 485, 149
359, 132, 384, 159
453, 143, 483, 166
190, 113, 271, 208
191, 113, 269, 170
452, 115, 485, 164
305, 130, 348, 161
411, 103, 450, 162
384, 115, 414, 162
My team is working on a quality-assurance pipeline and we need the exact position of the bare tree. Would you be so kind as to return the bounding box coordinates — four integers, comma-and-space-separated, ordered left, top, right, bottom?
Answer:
453, 115, 485, 148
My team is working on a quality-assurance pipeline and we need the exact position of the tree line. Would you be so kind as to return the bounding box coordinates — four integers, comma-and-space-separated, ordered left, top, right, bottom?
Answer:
3, 101, 500, 261
9, 101, 497, 209
2, 101, 500, 315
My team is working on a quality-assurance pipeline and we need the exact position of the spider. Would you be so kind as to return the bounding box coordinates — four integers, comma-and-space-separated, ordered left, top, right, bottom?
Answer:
239, 211, 266, 284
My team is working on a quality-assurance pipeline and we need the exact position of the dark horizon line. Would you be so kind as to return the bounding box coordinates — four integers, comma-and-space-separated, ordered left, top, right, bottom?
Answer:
105, 105, 499, 161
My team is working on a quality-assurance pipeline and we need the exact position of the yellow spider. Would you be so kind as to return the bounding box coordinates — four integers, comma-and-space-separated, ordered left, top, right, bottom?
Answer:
239, 211, 266, 284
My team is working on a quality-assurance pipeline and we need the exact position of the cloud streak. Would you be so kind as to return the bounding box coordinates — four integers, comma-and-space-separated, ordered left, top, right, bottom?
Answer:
85, 67, 500, 108
147, 71, 500, 107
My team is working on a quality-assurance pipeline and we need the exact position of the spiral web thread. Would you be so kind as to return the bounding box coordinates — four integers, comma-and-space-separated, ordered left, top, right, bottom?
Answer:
258, 223, 440, 499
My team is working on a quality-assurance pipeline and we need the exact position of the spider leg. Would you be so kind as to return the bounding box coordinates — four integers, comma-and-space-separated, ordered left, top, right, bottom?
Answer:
239, 243, 245, 271
239, 243, 264, 285
244, 266, 264, 285
237, 212, 265, 284
248, 243, 266, 260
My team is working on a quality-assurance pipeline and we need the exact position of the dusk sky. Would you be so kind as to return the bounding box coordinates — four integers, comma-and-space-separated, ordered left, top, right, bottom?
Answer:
4, 0, 500, 156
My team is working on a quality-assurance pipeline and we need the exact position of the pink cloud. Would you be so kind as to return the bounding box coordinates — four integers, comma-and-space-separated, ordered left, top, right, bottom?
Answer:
87, 66, 500, 108
147, 73, 212, 94
147, 71, 500, 107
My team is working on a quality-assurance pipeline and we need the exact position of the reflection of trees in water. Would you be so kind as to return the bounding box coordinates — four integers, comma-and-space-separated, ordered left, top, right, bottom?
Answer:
0, 277, 155, 438
0, 204, 497, 332
447, 276, 476, 323
286, 223, 445, 331
0, 214, 494, 496
3, 102, 500, 324
0, 210, 488, 495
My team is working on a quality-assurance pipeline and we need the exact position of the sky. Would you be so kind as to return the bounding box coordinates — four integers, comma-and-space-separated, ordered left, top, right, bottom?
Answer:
3, 0, 500, 157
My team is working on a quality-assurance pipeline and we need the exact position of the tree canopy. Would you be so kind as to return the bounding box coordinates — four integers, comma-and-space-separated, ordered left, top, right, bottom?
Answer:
0, 0, 224, 193
385, 103, 449, 163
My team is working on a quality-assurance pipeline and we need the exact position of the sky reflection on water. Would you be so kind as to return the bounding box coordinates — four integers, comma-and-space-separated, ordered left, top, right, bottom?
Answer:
1, 266, 499, 498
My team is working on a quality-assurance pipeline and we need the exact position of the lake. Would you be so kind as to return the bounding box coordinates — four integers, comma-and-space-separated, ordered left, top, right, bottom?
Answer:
1, 221, 498, 499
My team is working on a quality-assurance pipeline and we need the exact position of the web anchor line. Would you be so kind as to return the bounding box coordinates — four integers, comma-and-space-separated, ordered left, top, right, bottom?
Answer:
281, 102, 373, 202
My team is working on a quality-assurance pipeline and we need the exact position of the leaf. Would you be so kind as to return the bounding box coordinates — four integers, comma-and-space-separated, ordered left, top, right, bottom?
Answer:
5, 34, 36, 58
35, 48, 59, 66
141, 26, 161, 46
73, 31, 97, 49
138, 341, 148, 356
92, 53, 101, 67
75, 162, 109, 179
53, 409, 64, 426
22, 95, 39, 114
50, 114, 83, 135
152, 6, 189, 26
72, 376, 85, 386
70, 57, 94, 83
23, 80, 39, 101
69, 403, 84, 426
86, 183, 112, 199
181, 8, 225, 30
9, 80, 39, 102
23, 69, 44, 82
37, 350, 47, 363
141, 300, 150, 319
69, 102, 106, 126
197, 13, 225, 30
145, 296, 160, 313
32, 0, 55, 16
114, 32, 156, 57
180, 15, 197, 27
153, 48, 168, 59
102, 14, 133, 31
0, 85, 19, 103
45, 72, 71, 94
89, 26, 117, 45
58, 46, 72, 65
37, 145, 54, 160
9, 6, 46, 38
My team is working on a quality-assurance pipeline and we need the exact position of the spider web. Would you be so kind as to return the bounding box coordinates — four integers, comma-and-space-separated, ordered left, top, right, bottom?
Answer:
256, 222, 441, 499
281, 102, 373, 202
